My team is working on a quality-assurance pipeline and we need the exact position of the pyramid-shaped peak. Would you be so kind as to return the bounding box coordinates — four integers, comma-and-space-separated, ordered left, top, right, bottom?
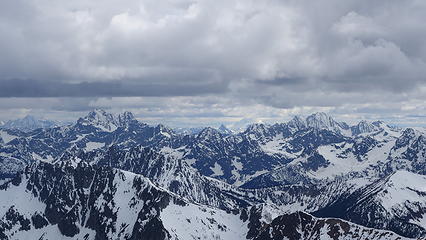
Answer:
218, 124, 233, 135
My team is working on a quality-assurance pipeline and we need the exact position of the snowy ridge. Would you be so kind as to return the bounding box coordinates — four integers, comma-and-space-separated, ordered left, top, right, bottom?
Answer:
0, 161, 411, 240
55, 145, 254, 210
314, 170, 426, 238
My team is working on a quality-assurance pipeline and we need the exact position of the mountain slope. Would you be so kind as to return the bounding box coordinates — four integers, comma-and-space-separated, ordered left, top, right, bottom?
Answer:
314, 170, 426, 238
0, 161, 410, 240
0, 162, 250, 240
253, 211, 407, 240
56, 145, 253, 210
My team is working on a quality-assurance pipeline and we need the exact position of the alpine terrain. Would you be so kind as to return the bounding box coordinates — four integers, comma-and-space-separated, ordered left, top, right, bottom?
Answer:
0, 110, 425, 239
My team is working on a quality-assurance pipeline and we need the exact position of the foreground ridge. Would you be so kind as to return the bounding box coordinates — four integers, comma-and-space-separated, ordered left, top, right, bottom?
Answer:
0, 162, 410, 240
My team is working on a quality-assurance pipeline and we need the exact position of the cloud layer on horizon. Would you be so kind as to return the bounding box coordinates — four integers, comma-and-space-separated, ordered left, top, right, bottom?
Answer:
1, 0, 426, 126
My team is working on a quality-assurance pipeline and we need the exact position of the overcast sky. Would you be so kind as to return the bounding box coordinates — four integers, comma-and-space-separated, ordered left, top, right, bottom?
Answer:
1, 0, 426, 127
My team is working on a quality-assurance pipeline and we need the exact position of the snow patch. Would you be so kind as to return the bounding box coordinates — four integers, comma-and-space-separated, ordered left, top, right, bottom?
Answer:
260, 135, 302, 159
380, 170, 426, 209
85, 141, 105, 151
31, 153, 54, 163
232, 157, 243, 171
160, 146, 185, 160
161, 202, 247, 240
210, 162, 224, 177
70, 134, 88, 143
0, 130, 17, 144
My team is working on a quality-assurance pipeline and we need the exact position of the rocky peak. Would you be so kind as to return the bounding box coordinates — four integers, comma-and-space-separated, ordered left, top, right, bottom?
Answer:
218, 124, 233, 135
117, 111, 137, 127
305, 112, 350, 134
86, 109, 115, 122
154, 124, 174, 138
245, 123, 267, 133
402, 128, 416, 138
393, 128, 425, 153
76, 109, 144, 132
306, 112, 335, 128
197, 127, 222, 140
351, 120, 380, 135
395, 128, 415, 146
78, 109, 118, 132
287, 116, 306, 131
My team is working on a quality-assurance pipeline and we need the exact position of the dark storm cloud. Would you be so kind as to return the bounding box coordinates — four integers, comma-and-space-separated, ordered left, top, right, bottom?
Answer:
0, 78, 228, 97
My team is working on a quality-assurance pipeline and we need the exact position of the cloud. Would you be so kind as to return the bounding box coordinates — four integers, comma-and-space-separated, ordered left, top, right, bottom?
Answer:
0, 77, 228, 97
0, 0, 426, 126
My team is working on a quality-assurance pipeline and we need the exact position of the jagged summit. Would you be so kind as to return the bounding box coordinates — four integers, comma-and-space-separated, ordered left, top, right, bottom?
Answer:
282, 112, 399, 137
287, 115, 306, 130
77, 109, 142, 131
351, 120, 380, 135
118, 111, 136, 124
283, 112, 351, 135
218, 124, 233, 135
305, 112, 348, 132
77, 109, 119, 131
197, 126, 222, 140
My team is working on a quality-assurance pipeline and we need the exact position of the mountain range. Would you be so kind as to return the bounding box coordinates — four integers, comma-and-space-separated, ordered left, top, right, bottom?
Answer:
0, 109, 425, 239
0, 115, 59, 132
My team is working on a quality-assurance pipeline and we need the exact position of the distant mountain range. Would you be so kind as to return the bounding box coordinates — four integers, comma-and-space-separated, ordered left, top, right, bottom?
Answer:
0, 109, 425, 239
0, 115, 59, 132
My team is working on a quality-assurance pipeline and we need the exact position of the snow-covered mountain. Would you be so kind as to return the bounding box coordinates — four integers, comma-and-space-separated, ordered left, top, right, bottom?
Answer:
55, 145, 253, 210
351, 120, 381, 135
1, 115, 58, 132
305, 112, 351, 135
314, 170, 426, 238
0, 110, 425, 239
0, 161, 411, 240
